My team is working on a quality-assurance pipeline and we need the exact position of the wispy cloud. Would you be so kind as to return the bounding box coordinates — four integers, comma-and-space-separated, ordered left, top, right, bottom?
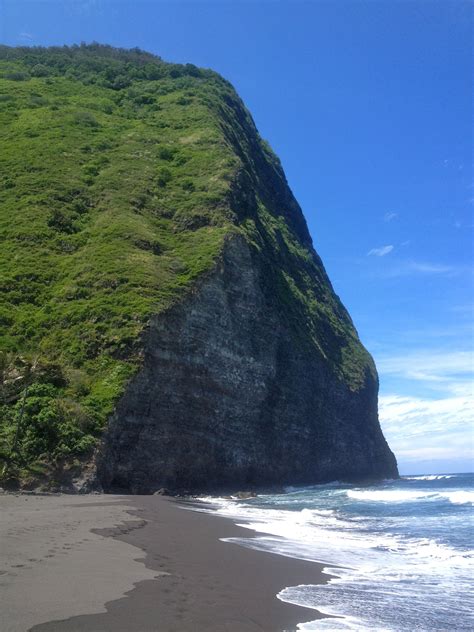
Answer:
379, 392, 474, 467
368, 245, 394, 257
19, 32, 34, 42
378, 259, 470, 278
69, 0, 104, 16
376, 347, 473, 472
380, 392, 473, 432
376, 349, 473, 389
384, 212, 398, 222
408, 262, 455, 274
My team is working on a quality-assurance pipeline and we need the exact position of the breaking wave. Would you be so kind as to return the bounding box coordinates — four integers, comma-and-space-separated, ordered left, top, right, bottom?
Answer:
195, 472, 473, 630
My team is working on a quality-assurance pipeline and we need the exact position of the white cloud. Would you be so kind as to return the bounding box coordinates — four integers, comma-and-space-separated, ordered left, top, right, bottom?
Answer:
408, 262, 455, 274
379, 393, 474, 466
380, 393, 473, 430
19, 32, 33, 42
367, 245, 394, 257
384, 212, 398, 222
378, 260, 470, 278
376, 349, 473, 389
377, 347, 473, 470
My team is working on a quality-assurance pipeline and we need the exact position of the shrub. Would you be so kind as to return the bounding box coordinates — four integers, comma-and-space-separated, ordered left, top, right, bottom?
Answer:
181, 179, 195, 192
5, 71, 29, 81
158, 146, 175, 161
73, 111, 99, 127
156, 167, 172, 187
30, 64, 50, 77
47, 210, 77, 234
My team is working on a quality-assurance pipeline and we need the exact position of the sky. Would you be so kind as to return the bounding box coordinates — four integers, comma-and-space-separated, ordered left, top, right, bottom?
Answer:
1, 0, 472, 474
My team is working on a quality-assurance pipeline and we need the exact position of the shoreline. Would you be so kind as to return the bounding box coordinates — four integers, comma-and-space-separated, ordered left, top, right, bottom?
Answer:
2, 493, 333, 632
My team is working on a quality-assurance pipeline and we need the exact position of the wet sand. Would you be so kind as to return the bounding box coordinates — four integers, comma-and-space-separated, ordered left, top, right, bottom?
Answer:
1, 494, 331, 632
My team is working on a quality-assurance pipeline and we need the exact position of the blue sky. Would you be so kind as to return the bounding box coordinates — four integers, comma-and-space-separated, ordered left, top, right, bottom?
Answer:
2, 0, 472, 474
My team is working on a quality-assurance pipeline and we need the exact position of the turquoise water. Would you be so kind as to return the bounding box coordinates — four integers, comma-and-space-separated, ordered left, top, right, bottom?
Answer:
200, 473, 473, 630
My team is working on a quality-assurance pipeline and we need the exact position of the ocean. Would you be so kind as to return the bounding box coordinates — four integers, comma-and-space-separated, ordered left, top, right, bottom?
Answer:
198, 473, 473, 631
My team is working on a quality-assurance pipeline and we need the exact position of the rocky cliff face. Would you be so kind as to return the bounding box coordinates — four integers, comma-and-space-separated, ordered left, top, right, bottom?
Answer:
97, 62, 398, 492
98, 232, 397, 492
0, 45, 397, 491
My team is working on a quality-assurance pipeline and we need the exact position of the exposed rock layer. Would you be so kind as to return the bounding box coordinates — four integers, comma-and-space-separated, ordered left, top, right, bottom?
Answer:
99, 235, 397, 493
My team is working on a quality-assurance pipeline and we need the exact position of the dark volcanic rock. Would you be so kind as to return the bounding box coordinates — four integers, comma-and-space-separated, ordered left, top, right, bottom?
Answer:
98, 235, 397, 493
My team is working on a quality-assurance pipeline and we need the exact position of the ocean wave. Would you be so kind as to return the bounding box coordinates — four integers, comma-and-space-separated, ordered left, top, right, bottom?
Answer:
195, 481, 473, 631
277, 586, 388, 631
274, 532, 473, 630
346, 489, 432, 502
278, 571, 473, 630
197, 498, 473, 569
346, 489, 474, 505
439, 491, 474, 505
403, 474, 455, 481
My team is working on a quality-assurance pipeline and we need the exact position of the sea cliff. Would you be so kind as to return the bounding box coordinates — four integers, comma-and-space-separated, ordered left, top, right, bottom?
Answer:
0, 44, 398, 491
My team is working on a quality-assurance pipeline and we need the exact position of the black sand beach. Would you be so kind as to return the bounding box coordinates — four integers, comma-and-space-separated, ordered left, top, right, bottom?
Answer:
1, 494, 330, 632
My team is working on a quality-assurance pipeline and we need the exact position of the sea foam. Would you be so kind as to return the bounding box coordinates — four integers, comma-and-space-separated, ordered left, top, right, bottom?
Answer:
195, 473, 474, 631
347, 488, 474, 505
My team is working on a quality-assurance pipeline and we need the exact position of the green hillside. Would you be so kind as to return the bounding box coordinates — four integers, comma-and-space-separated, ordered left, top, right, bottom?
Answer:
0, 44, 373, 488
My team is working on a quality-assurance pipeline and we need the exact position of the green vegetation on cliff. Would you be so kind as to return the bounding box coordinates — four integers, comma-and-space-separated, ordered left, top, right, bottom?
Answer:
0, 44, 374, 486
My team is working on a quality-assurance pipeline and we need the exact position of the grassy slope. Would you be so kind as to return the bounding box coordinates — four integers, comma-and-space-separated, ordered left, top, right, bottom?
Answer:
0, 45, 373, 486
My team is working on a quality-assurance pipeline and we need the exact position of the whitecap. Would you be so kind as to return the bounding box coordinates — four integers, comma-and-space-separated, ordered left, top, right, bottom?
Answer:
403, 474, 455, 481
346, 489, 434, 502
439, 490, 474, 505
193, 480, 474, 631
346, 488, 474, 505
